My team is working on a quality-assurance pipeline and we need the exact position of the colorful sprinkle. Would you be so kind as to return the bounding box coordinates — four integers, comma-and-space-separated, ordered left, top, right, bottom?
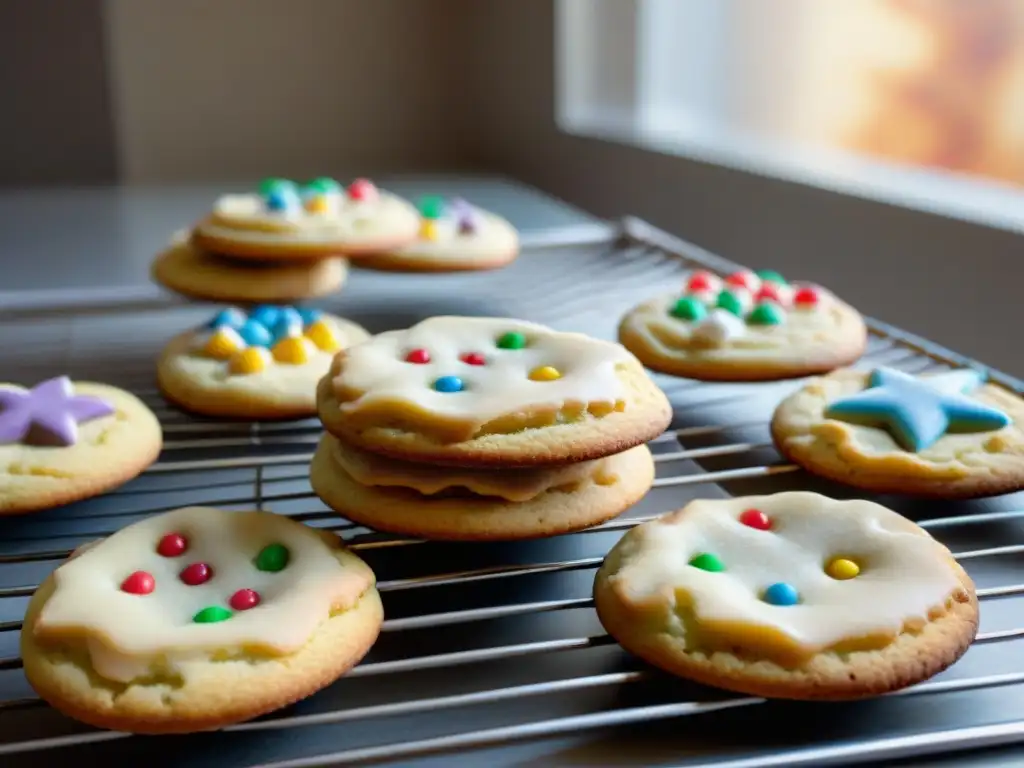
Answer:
405, 348, 431, 364
229, 588, 261, 611
207, 308, 247, 330
304, 177, 341, 195
180, 562, 213, 586
738, 509, 771, 530
755, 284, 781, 303
347, 178, 377, 202
255, 543, 290, 573
433, 375, 464, 393
258, 178, 293, 195
496, 331, 527, 350
265, 187, 300, 213
756, 270, 786, 285
239, 319, 274, 347
120, 571, 155, 595
793, 286, 820, 307
272, 336, 316, 365
418, 195, 446, 220
249, 305, 281, 328
304, 319, 341, 352
460, 352, 486, 366
203, 328, 245, 360
157, 533, 187, 558
689, 553, 725, 572
670, 296, 707, 322
826, 558, 860, 580
715, 290, 744, 316
304, 195, 330, 214
746, 302, 785, 326
229, 347, 271, 375
193, 606, 233, 624
686, 271, 715, 292
529, 366, 562, 382
270, 308, 304, 341
297, 307, 323, 325
763, 582, 799, 606
725, 271, 757, 290
419, 219, 440, 241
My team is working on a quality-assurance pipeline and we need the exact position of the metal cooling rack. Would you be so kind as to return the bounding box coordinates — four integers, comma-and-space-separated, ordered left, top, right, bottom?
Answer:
0, 219, 1023, 768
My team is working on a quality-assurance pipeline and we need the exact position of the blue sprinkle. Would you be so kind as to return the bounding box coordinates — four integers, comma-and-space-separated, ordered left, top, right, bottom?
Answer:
433, 376, 464, 393
249, 305, 281, 328
207, 307, 246, 330
239, 319, 274, 348
762, 583, 799, 606
270, 315, 303, 343
265, 188, 299, 212
297, 306, 323, 326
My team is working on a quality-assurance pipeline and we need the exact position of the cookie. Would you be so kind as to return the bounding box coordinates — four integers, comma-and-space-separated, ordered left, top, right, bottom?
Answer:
351, 196, 519, 272
594, 492, 978, 700
618, 269, 867, 381
771, 366, 1024, 498
310, 433, 654, 540
317, 315, 672, 467
22, 506, 382, 733
0, 376, 162, 515
152, 232, 348, 303
192, 178, 419, 260
158, 305, 370, 419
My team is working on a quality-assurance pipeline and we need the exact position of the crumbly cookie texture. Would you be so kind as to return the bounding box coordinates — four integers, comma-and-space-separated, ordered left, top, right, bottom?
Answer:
618, 269, 866, 381
0, 378, 162, 515
318, 315, 672, 467
594, 492, 978, 700
353, 196, 519, 272
151, 232, 347, 302
311, 433, 654, 540
772, 367, 1024, 498
158, 306, 370, 419
22, 507, 382, 733
192, 177, 419, 259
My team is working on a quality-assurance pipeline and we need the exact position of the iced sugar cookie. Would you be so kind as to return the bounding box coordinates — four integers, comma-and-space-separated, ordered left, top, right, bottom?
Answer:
318, 316, 672, 467
311, 434, 654, 540
158, 305, 370, 419
352, 195, 519, 272
0, 377, 162, 515
618, 270, 867, 381
192, 178, 419, 260
594, 492, 978, 700
22, 506, 382, 733
772, 366, 1024, 498
152, 232, 348, 303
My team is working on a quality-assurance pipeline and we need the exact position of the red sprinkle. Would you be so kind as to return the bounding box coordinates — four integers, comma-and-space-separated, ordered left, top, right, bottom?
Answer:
157, 533, 187, 557
229, 588, 261, 611
755, 285, 780, 303
180, 562, 213, 586
121, 570, 155, 595
347, 178, 377, 201
793, 286, 819, 306
725, 271, 755, 289
460, 352, 486, 366
739, 509, 772, 531
405, 348, 431, 364
686, 272, 714, 292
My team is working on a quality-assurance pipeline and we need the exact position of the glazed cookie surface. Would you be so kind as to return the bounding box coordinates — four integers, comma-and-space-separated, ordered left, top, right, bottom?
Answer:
193, 178, 419, 259
0, 377, 162, 515
22, 506, 382, 733
152, 232, 348, 302
772, 367, 1023, 498
594, 492, 978, 700
318, 315, 672, 467
618, 269, 867, 381
311, 433, 654, 540
158, 305, 370, 419
353, 195, 519, 272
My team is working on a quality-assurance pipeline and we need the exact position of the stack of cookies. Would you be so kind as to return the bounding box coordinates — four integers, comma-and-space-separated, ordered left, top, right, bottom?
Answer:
310, 316, 672, 541
151, 177, 421, 304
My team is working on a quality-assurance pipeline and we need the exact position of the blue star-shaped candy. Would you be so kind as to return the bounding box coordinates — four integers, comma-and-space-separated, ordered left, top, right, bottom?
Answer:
824, 367, 1011, 452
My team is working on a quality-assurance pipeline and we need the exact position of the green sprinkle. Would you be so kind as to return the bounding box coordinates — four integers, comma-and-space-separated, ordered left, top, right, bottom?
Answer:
755, 269, 786, 285
193, 606, 233, 624
255, 543, 290, 572
689, 553, 725, 572
418, 195, 447, 220
258, 178, 292, 195
496, 331, 527, 350
304, 177, 341, 194
670, 296, 707, 322
747, 302, 785, 326
715, 290, 743, 316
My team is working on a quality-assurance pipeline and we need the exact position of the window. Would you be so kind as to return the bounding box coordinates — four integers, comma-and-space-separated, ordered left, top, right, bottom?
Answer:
557, 0, 1024, 231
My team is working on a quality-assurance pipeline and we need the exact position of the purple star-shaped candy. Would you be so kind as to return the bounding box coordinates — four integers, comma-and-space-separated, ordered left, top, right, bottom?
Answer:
450, 197, 479, 234
0, 376, 115, 447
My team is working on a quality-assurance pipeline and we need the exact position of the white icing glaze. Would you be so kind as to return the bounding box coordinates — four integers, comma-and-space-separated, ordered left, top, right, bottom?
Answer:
614, 493, 962, 653
332, 316, 635, 433
691, 309, 748, 348
34, 507, 372, 683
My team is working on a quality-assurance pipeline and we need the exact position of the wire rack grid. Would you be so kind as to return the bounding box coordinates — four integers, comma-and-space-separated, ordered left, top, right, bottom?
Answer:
0, 220, 1022, 768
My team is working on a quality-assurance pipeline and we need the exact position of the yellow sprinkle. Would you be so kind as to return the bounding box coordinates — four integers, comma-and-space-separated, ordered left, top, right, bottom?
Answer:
304, 319, 341, 352
825, 558, 860, 580
419, 219, 439, 241
529, 366, 562, 382
228, 347, 270, 375
203, 329, 243, 360
305, 194, 330, 214
272, 336, 316, 365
